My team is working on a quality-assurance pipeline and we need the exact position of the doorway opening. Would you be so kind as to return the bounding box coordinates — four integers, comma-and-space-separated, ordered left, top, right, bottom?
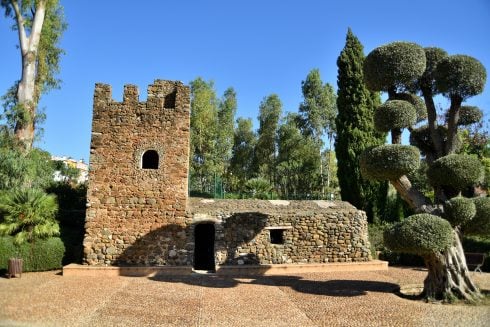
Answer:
194, 223, 215, 271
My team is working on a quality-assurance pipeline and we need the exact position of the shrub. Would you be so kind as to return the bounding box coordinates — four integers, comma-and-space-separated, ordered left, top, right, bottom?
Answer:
374, 100, 417, 132
390, 93, 427, 121
0, 236, 65, 272
463, 235, 490, 272
427, 154, 484, 190
384, 214, 453, 255
244, 178, 272, 199
360, 145, 420, 181
0, 188, 59, 245
443, 196, 476, 228
464, 197, 490, 236
364, 42, 426, 91
456, 106, 483, 126
418, 47, 448, 92
435, 55, 486, 100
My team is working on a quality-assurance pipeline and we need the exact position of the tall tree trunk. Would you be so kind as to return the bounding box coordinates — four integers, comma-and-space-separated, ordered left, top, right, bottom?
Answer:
11, 0, 47, 151
319, 147, 325, 197
391, 128, 402, 144
445, 95, 463, 154
421, 87, 444, 158
423, 230, 481, 302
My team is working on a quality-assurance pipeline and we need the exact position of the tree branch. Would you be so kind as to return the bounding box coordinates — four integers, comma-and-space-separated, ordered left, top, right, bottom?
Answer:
10, 0, 27, 54
421, 87, 444, 157
28, 0, 46, 52
390, 175, 431, 211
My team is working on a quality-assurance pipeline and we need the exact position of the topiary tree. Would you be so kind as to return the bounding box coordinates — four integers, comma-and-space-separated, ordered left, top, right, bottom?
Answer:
362, 41, 488, 302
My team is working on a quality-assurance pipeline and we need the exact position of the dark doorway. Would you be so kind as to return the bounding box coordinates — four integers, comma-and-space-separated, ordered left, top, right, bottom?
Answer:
194, 223, 215, 271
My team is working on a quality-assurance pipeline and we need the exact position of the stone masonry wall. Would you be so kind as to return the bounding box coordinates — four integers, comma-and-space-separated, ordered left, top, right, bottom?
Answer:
83, 80, 190, 265
189, 199, 372, 265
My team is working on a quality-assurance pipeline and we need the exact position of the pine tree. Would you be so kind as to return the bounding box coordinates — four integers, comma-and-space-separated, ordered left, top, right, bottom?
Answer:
335, 28, 387, 222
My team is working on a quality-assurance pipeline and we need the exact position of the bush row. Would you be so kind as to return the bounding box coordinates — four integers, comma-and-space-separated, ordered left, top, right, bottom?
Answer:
0, 236, 65, 273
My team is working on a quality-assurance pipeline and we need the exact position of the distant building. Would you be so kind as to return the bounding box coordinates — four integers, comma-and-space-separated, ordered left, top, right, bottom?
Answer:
51, 156, 89, 184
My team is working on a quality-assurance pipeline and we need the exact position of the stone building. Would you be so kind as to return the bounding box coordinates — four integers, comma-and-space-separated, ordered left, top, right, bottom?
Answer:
83, 80, 371, 269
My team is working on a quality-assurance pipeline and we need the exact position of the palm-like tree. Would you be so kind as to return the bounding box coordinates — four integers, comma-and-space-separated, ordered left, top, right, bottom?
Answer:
0, 188, 59, 245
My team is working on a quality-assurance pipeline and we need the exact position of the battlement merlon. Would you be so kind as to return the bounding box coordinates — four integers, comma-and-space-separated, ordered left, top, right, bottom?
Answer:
93, 80, 190, 111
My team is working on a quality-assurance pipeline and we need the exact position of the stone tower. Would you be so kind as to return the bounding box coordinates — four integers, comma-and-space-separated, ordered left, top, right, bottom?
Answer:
83, 80, 190, 265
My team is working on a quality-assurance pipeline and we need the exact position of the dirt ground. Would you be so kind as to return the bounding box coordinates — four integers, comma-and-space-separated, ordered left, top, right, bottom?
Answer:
1, 267, 489, 327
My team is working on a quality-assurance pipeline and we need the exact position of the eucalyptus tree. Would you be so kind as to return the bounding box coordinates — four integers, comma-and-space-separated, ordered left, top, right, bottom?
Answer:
298, 69, 337, 196
335, 29, 387, 221
216, 87, 237, 188
361, 41, 488, 301
276, 113, 320, 197
189, 78, 219, 193
255, 94, 282, 189
1, 0, 66, 151
229, 117, 257, 192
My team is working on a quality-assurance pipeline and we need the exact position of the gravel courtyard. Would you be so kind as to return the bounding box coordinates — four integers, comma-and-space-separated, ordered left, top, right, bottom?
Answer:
1, 267, 489, 327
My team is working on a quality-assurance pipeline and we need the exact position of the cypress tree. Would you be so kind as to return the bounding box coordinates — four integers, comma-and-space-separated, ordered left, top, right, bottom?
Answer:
335, 28, 387, 222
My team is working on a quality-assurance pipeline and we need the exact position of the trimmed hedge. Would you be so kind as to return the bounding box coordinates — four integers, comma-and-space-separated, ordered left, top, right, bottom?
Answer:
364, 42, 426, 91
435, 55, 486, 99
464, 197, 490, 236
419, 47, 448, 92
457, 106, 483, 126
374, 100, 417, 132
427, 154, 483, 190
360, 145, 420, 181
443, 196, 476, 228
390, 93, 427, 122
384, 213, 454, 255
0, 236, 65, 272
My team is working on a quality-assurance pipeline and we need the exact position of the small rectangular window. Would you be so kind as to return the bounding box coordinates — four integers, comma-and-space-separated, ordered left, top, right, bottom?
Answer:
270, 229, 284, 244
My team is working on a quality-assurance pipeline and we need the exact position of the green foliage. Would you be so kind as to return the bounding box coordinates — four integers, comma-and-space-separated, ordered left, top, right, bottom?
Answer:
364, 42, 426, 91
389, 93, 427, 122
0, 236, 64, 272
427, 154, 483, 190
374, 100, 417, 132
335, 28, 388, 222
435, 55, 486, 100
456, 106, 483, 126
360, 145, 420, 181
0, 145, 55, 190
464, 197, 490, 236
410, 125, 450, 157
298, 68, 337, 141
463, 235, 490, 272
229, 118, 257, 192
216, 87, 237, 176
1, 0, 66, 149
52, 160, 80, 183
255, 94, 282, 185
276, 113, 321, 196
443, 197, 476, 228
244, 178, 272, 199
384, 214, 454, 255
189, 77, 219, 193
418, 47, 448, 93
0, 188, 59, 245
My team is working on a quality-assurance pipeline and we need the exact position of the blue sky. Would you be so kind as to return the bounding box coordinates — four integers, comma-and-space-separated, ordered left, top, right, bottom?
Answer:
1, 0, 490, 162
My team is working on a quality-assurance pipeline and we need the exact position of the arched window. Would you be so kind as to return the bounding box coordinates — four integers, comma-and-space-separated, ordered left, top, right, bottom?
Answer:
142, 150, 159, 169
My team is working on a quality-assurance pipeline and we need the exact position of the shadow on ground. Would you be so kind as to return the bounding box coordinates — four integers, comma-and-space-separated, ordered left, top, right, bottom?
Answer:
149, 273, 400, 297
